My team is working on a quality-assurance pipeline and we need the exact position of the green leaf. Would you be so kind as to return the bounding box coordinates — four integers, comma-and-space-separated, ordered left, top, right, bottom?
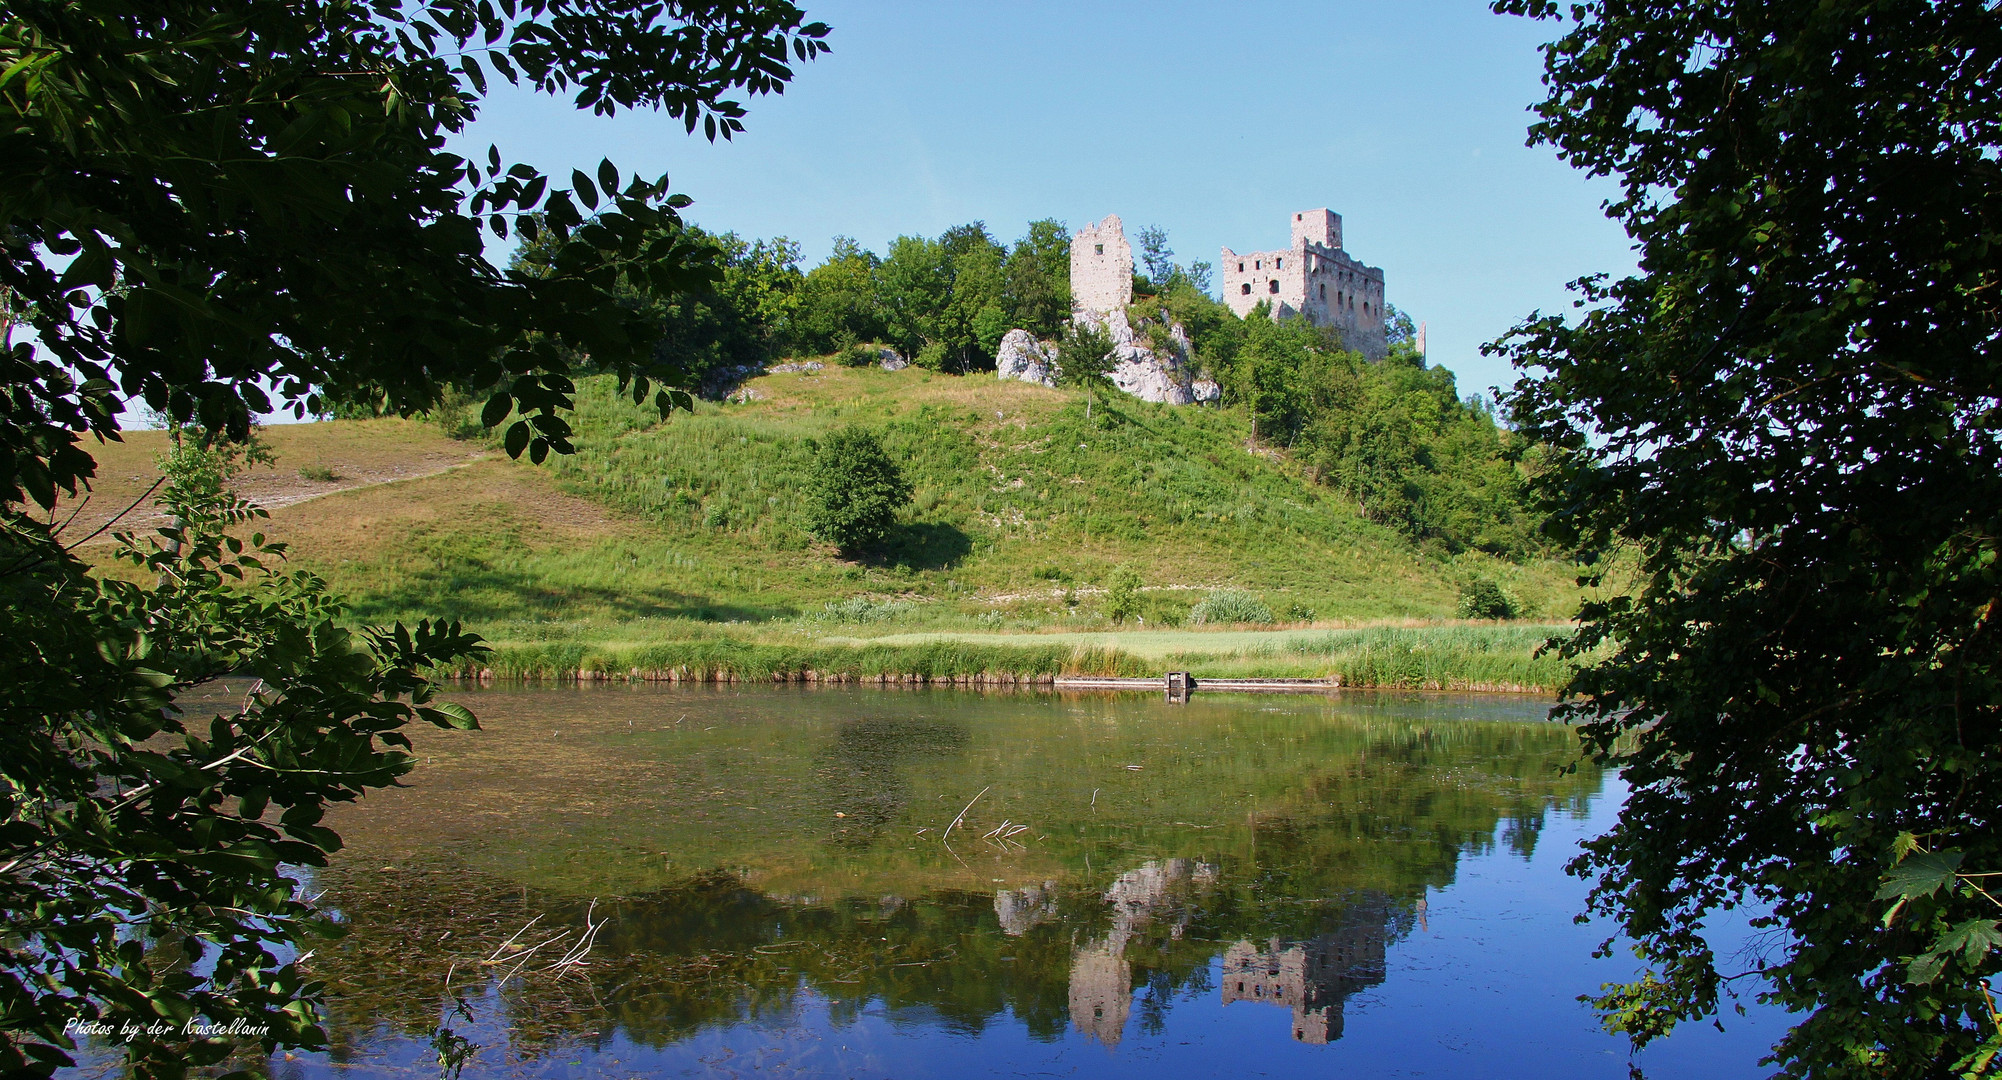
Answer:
572, 170, 598, 209
1936, 918, 2002, 965
419, 702, 480, 730
1877, 849, 1965, 900
1907, 949, 1949, 985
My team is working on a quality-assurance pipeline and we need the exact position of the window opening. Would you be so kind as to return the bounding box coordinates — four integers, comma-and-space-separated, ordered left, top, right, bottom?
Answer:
1093, 244, 1103, 255
1268, 280, 1280, 294
1240, 283, 1251, 295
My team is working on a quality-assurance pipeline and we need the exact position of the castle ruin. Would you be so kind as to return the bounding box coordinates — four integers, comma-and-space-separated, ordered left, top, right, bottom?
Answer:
1064, 208, 1388, 359
1221, 208, 1387, 358
1220, 893, 1391, 1044
1069, 214, 1134, 315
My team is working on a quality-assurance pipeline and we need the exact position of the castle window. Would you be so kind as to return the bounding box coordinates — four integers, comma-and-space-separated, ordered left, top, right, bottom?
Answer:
1241, 283, 1251, 295
1238, 261, 1244, 272
1275, 257, 1283, 269
1320, 284, 1326, 299
1094, 244, 1103, 255
1268, 280, 1280, 293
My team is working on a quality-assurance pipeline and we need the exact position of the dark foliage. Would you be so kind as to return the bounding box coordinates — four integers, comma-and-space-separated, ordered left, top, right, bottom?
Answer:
0, 1, 826, 1075
1490, 0, 2002, 1074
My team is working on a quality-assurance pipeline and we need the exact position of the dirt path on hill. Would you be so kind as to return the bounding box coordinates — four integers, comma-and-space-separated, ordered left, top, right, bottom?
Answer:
43, 421, 485, 546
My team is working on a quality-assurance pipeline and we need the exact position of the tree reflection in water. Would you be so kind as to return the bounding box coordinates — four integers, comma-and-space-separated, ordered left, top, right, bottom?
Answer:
289, 687, 1597, 1075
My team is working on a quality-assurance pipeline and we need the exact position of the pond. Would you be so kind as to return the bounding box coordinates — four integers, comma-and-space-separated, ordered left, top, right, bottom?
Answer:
273, 685, 1787, 1078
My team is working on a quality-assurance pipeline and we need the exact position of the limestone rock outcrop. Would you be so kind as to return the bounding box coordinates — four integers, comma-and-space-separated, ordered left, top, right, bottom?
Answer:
995, 328, 1057, 387
878, 348, 908, 371
1074, 307, 1196, 406
1192, 378, 1221, 404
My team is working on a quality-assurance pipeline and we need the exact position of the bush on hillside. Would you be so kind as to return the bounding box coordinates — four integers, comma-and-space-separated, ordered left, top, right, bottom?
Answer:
1456, 579, 1519, 620
803, 427, 912, 554
1104, 565, 1143, 624
819, 596, 914, 623
1189, 589, 1274, 625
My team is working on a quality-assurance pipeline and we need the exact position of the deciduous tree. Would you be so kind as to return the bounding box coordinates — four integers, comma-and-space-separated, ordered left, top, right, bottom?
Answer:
0, 1, 827, 1074
1490, 1, 2002, 1074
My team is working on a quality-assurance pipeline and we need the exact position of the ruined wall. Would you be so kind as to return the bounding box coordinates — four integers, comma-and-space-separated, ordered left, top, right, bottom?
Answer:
1291, 208, 1342, 250
1221, 208, 1387, 359
1070, 214, 1133, 315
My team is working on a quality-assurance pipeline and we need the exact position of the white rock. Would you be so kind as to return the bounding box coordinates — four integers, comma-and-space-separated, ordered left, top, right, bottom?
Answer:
1192, 378, 1221, 403
1110, 355, 1194, 405
768, 360, 823, 374
996, 328, 1057, 387
1074, 307, 1195, 405
878, 348, 908, 371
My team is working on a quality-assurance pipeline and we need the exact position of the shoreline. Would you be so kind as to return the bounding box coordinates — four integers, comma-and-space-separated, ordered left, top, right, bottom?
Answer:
437, 656, 1563, 697
431, 622, 1583, 696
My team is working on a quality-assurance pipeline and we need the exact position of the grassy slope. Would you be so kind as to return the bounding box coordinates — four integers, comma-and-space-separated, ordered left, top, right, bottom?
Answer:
69, 365, 1600, 688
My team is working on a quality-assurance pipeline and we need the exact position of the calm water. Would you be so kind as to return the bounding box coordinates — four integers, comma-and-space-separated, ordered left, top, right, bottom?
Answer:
261, 686, 1786, 1078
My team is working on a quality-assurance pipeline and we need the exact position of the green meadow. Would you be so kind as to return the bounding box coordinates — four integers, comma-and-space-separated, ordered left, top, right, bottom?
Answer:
75, 366, 1607, 690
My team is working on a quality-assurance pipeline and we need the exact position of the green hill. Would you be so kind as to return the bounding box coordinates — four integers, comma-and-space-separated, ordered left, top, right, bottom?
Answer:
73, 364, 1596, 687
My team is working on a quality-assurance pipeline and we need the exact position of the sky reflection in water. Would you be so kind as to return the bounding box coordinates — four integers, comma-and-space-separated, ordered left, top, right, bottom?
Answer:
262, 686, 1789, 1079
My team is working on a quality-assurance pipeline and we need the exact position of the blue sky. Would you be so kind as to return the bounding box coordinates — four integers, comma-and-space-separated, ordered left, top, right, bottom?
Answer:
456, 0, 1633, 399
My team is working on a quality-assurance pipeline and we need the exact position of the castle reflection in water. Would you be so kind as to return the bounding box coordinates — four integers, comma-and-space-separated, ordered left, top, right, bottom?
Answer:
997, 859, 1393, 1047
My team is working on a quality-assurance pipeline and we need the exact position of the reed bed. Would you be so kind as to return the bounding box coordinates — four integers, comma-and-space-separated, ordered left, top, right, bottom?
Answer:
444, 638, 1154, 684
428, 622, 1591, 693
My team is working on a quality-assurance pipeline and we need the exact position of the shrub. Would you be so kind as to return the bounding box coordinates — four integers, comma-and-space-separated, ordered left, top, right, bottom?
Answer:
1456, 579, 1519, 620
914, 341, 950, 371
1105, 565, 1142, 624
1189, 589, 1274, 625
819, 596, 914, 623
1283, 602, 1316, 622
802, 427, 912, 553
298, 462, 339, 482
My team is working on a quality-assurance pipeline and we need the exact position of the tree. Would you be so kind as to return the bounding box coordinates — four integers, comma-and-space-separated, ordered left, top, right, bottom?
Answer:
1488, 1, 2002, 1075
876, 235, 952, 364
1104, 565, 1142, 624
0, 1, 827, 1075
1005, 219, 1071, 337
941, 226, 1009, 371
802, 427, 911, 553
1056, 319, 1117, 423
1136, 224, 1175, 287
715, 233, 806, 359
796, 237, 885, 354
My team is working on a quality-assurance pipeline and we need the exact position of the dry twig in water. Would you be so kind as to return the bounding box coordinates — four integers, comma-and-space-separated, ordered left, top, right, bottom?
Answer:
943, 785, 990, 842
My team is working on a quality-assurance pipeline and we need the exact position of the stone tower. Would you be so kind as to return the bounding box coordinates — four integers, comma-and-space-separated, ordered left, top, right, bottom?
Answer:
1070, 215, 1133, 315
1221, 208, 1387, 358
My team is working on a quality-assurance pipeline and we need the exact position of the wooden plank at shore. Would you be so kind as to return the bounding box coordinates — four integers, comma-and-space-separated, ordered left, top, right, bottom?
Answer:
1052, 677, 1339, 693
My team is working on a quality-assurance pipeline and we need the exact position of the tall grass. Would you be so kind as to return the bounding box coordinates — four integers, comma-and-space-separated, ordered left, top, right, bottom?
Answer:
431, 622, 1585, 692
1282, 624, 1584, 691
452, 638, 1154, 682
